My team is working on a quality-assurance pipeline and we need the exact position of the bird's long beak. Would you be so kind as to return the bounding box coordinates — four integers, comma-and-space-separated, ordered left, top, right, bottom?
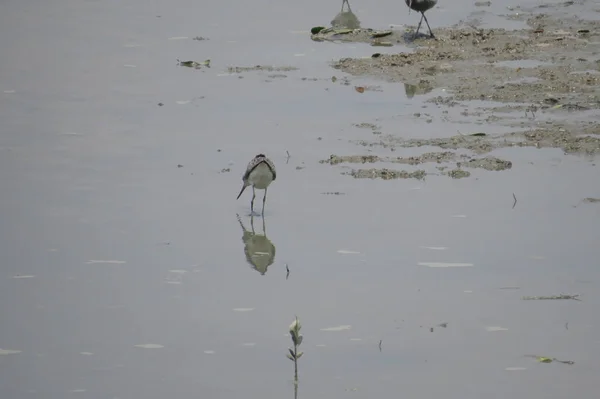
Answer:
236, 183, 248, 200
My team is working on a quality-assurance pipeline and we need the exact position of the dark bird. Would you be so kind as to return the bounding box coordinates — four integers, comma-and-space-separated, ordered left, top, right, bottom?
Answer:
405, 0, 438, 38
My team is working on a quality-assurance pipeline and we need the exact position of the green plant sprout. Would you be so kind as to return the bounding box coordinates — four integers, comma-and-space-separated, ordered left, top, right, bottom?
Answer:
287, 316, 303, 386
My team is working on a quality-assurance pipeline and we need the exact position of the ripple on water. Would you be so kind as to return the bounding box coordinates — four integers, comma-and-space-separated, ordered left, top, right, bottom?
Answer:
418, 262, 474, 267
134, 344, 164, 349
320, 325, 352, 332
0, 349, 22, 355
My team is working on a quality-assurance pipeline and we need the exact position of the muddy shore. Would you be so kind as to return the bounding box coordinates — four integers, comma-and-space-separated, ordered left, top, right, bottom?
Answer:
312, 10, 600, 179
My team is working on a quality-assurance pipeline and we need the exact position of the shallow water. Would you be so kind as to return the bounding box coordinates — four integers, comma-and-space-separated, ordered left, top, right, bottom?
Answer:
1, 0, 600, 398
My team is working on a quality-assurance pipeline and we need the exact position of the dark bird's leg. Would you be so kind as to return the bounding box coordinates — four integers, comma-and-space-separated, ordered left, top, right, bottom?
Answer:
422, 12, 435, 38
250, 213, 255, 234
262, 187, 268, 215
251, 186, 256, 214
414, 13, 424, 38
341, 0, 349, 12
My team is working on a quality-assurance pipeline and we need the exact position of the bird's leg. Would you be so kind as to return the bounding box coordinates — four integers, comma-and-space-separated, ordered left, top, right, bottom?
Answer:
251, 186, 256, 214
262, 187, 267, 216
341, 0, 349, 13
414, 13, 424, 38
261, 213, 266, 235
250, 213, 255, 234
422, 12, 435, 38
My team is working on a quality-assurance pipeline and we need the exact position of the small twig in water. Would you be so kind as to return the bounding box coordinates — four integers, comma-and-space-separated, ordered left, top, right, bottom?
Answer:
565, 322, 569, 330
286, 150, 291, 164
512, 193, 517, 209
525, 354, 574, 365
378, 340, 382, 352
286, 264, 290, 280
554, 358, 575, 365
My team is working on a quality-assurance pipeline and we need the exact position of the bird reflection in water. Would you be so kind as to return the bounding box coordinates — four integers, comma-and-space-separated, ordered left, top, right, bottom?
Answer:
404, 82, 433, 99
236, 213, 276, 275
331, 0, 361, 30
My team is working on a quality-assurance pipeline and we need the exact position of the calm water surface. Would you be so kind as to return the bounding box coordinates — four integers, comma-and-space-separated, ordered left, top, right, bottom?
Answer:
1, 0, 599, 398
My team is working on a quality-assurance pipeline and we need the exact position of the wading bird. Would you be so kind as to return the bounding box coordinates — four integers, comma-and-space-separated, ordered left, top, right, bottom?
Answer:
236, 154, 276, 215
405, 0, 437, 38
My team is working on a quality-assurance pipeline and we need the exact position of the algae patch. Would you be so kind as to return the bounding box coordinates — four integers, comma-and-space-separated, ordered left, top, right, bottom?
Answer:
346, 168, 427, 180
446, 169, 471, 179
464, 156, 513, 171
321, 152, 513, 180
227, 65, 299, 73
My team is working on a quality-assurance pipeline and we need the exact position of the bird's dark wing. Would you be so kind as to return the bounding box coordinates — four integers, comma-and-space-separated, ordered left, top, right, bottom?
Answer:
243, 155, 276, 181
